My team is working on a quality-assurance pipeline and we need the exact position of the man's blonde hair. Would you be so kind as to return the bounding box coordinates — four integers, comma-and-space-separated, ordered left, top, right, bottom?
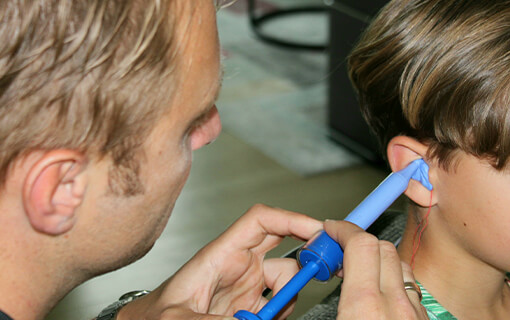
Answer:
0, 0, 181, 194
349, 0, 510, 170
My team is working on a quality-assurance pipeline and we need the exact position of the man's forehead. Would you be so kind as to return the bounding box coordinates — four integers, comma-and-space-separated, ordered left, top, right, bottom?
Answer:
164, 1, 221, 121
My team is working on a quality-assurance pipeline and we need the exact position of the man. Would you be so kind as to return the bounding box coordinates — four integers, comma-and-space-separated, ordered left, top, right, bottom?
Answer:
0, 1, 426, 319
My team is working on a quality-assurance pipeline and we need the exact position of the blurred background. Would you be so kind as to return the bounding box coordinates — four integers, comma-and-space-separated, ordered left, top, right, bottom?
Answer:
47, 0, 399, 319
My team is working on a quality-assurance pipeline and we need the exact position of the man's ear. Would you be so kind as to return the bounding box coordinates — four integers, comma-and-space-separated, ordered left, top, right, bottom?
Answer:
22, 150, 88, 235
387, 136, 437, 207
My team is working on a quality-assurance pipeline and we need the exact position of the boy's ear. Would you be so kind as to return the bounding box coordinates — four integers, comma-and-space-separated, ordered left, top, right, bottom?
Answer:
22, 150, 88, 235
387, 136, 437, 207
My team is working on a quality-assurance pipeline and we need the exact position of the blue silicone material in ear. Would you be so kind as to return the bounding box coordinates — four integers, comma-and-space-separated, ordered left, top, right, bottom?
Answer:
234, 159, 432, 320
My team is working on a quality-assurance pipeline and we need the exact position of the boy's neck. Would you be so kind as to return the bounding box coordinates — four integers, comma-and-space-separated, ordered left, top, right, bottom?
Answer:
398, 208, 510, 320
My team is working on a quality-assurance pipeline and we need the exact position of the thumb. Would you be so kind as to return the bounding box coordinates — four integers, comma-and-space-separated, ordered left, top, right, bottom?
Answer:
159, 307, 237, 320
121, 299, 236, 320
263, 258, 300, 319
323, 219, 365, 249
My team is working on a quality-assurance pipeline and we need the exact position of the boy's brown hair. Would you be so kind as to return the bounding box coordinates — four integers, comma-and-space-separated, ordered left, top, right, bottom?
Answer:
0, 0, 183, 195
349, 0, 510, 170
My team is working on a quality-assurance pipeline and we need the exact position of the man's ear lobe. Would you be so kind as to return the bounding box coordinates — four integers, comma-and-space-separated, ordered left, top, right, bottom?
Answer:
387, 136, 437, 207
23, 150, 88, 235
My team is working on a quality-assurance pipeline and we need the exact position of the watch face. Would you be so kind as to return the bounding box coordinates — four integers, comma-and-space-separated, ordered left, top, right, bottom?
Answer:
97, 290, 150, 320
119, 290, 151, 301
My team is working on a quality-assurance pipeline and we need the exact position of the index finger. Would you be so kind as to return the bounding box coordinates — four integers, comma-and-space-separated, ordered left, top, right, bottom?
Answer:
219, 204, 323, 251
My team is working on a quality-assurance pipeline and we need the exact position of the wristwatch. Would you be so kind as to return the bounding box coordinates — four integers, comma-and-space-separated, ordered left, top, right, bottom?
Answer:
96, 290, 150, 320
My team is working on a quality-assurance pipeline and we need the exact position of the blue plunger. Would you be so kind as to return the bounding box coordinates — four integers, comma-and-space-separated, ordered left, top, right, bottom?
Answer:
234, 159, 433, 320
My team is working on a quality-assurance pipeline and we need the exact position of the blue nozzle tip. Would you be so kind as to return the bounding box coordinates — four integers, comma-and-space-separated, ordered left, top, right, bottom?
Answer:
411, 159, 433, 191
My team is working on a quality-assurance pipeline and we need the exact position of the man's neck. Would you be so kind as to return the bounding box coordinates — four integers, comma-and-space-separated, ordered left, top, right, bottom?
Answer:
0, 248, 78, 320
0, 216, 81, 320
0, 173, 86, 319
398, 211, 510, 320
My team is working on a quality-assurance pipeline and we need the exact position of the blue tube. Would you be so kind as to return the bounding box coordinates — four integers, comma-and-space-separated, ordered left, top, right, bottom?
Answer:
234, 159, 432, 320
344, 158, 432, 229
234, 261, 320, 320
257, 261, 320, 320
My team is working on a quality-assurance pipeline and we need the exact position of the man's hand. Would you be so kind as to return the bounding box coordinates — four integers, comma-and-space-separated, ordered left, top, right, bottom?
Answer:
118, 204, 323, 320
324, 220, 429, 320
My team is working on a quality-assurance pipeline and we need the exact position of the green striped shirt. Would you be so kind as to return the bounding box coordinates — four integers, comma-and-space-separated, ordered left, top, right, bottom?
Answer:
416, 281, 457, 320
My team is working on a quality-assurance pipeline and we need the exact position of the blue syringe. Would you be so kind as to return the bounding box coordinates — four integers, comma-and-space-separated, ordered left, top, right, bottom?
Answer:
234, 159, 433, 320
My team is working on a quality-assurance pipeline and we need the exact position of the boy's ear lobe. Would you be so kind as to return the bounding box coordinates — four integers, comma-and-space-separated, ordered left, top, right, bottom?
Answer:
387, 136, 437, 207
22, 150, 88, 235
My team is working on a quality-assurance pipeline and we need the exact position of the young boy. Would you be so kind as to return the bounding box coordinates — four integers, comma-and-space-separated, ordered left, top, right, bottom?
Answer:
345, 0, 510, 319
349, 0, 510, 319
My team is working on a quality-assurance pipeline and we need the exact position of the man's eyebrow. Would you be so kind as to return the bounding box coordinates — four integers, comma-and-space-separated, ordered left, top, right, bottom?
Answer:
189, 68, 224, 127
211, 67, 224, 105
204, 67, 224, 111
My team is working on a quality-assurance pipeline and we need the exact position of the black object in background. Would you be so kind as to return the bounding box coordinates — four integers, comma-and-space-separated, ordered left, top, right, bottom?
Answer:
328, 0, 387, 164
247, 0, 328, 51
